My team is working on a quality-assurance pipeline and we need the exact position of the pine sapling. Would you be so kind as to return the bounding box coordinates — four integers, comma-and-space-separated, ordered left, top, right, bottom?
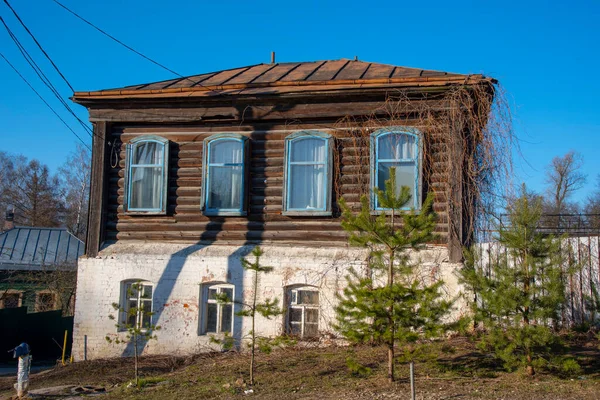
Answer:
106, 282, 160, 386
335, 168, 453, 383
460, 186, 568, 375
212, 247, 286, 387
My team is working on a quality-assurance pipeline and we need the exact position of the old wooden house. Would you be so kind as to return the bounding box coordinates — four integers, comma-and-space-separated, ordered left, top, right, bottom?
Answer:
72, 59, 495, 359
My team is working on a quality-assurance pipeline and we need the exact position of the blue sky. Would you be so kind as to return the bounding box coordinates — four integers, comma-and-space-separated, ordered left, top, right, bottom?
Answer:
1, 0, 598, 203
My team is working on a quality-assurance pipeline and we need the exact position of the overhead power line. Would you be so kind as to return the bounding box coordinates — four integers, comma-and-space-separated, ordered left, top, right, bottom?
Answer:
51, 0, 183, 78
3, 0, 74, 92
50, 0, 225, 95
0, 52, 91, 151
0, 15, 94, 137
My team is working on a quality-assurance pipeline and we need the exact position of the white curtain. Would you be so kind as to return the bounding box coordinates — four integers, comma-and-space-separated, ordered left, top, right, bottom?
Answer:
288, 138, 326, 210
377, 133, 416, 203
208, 140, 243, 210
130, 142, 163, 210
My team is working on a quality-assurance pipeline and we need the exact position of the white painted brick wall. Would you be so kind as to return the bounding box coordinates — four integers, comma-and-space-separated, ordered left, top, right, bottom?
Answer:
73, 243, 464, 360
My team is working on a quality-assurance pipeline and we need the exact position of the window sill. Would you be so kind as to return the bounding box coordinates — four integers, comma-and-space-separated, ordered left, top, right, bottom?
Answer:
124, 210, 167, 216
203, 210, 247, 217
282, 210, 332, 217
370, 208, 421, 216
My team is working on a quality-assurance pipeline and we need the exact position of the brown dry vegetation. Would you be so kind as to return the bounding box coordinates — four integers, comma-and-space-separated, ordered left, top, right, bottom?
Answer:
1, 335, 599, 400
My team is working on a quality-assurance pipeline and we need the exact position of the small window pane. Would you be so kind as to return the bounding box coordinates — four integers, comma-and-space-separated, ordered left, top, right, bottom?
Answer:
142, 285, 152, 299
210, 140, 243, 164
4, 294, 20, 308
221, 288, 233, 302
298, 290, 319, 305
304, 323, 318, 337
220, 304, 233, 333
208, 166, 243, 209
377, 163, 415, 200
290, 290, 297, 304
305, 308, 319, 323
378, 134, 415, 160
290, 138, 325, 163
208, 288, 217, 300
289, 165, 325, 209
206, 303, 218, 333
141, 299, 152, 314
290, 322, 302, 335
133, 142, 163, 165
130, 167, 163, 209
141, 311, 151, 328
289, 308, 302, 322
125, 283, 134, 298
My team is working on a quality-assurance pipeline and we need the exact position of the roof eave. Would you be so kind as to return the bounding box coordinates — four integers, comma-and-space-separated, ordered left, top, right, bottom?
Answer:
73, 75, 494, 102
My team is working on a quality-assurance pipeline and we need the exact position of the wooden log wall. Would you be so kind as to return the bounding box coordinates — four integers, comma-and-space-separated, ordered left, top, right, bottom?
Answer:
102, 121, 451, 247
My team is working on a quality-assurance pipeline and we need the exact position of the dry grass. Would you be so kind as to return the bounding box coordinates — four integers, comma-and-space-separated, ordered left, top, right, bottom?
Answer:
1, 336, 599, 399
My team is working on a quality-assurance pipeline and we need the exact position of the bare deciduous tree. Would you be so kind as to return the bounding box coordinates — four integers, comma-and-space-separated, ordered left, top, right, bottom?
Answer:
59, 144, 91, 240
0, 157, 64, 227
544, 151, 587, 214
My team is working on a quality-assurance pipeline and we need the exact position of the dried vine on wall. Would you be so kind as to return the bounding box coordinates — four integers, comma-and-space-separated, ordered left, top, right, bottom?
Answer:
333, 82, 514, 244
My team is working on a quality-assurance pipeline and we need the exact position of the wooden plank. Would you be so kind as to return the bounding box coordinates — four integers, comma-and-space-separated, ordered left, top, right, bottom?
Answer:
306, 60, 350, 82
253, 63, 300, 83
198, 67, 251, 86
86, 121, 109, 257
335, 61, 370, 81
166, 73, 215, 89
226, 64, 278, 85
279, 61, 326, 82
362, 63, 395, 79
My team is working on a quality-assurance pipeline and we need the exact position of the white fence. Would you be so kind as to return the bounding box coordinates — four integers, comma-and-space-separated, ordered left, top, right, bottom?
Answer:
476, 236, 600, 327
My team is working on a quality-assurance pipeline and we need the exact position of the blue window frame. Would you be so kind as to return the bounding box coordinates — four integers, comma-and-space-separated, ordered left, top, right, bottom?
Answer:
371, 129, 420, 210
283, 131, 332, 216
202, 134, 248, 216
124, 135, 169, 214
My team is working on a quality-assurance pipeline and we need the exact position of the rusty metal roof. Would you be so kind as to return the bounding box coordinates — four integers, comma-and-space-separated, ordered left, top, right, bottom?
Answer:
73, 59, 491, 100
0, 227, 83, 270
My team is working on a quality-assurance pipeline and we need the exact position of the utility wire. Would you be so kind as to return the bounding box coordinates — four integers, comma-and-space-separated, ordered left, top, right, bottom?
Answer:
3, 0, 74, 92
50, 0, 224, 94
0, 16, 94, 137
0, 52, 91, 151
51, 0, 183, 78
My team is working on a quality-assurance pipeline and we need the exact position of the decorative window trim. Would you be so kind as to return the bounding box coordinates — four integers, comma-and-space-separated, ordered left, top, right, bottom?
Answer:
35, 290, 57, 312
119, 280, 154, 331
370, 128, 422, 212
202, 134, 249, 216
200, 282, 235, 335
0, 290, 23, 309
285, 285, 319, 339
124, 135, 169, 215
282, 131, 333, 216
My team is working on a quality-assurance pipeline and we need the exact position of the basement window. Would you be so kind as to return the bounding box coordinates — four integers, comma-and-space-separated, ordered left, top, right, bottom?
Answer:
371, 129, 421, 210
0, 290, 22, 309
202, 134, 248, 216
283, 131, 333, 216
35, 291, 57, 312
124, 135, 169, 214
286, 285, 319, 338
120, 280, 153, 330
201, 283, 234, 334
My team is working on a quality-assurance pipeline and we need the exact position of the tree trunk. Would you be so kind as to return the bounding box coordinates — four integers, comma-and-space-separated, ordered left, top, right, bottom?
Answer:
250, 269, 259, 386
134, 334, 139, 386
387, 248, 395, 383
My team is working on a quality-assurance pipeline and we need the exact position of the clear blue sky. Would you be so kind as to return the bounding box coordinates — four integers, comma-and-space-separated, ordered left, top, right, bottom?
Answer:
1, 0, 599, 204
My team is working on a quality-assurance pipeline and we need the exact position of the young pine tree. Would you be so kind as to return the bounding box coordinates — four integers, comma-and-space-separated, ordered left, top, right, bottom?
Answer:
106, 282, 160, 386
460, 187, 566, 376
212, 247, 284, 387
335, 169, 453, 383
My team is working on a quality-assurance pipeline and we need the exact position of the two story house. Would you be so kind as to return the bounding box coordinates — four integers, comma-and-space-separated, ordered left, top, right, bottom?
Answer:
71, 59, 495, 359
